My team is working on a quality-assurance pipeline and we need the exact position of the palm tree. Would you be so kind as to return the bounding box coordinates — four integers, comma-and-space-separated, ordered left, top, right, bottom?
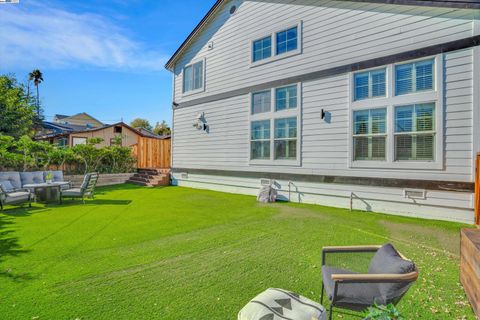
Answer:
29, 69, 43, 115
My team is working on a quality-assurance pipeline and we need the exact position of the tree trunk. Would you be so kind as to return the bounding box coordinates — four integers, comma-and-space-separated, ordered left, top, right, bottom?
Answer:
36, 84, 40, 115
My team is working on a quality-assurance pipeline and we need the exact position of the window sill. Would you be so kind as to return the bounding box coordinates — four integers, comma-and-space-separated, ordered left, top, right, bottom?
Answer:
182, 87, 205, 98
349, 160, 443, 170
250, 49, 301, 68
249, 159, 301, 167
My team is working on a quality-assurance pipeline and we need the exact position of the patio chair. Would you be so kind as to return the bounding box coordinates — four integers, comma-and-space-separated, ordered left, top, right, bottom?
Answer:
0, 181, 35, 210
320, 243, 418, 319
60, 173, 99, 204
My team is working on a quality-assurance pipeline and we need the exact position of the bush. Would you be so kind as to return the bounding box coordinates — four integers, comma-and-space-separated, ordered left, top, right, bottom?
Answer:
0, 135, 136, 174
364, 303, 404, 320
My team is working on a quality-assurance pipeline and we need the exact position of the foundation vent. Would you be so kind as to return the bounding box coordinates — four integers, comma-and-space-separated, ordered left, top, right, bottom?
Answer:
403, 189, 426, 200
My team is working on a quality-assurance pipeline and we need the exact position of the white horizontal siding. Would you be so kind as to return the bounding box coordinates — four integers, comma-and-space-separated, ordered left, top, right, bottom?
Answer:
173, 49, 474, 182
173, 0, 475, 103
171, 173, 474, 224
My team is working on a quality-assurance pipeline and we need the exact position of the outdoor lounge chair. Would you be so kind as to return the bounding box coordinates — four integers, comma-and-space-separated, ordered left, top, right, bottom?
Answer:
60, 172, 99, 204
0, 181, 35, 210
320, 243, 418, 319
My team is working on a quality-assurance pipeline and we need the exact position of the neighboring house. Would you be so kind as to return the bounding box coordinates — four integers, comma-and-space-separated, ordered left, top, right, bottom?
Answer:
36, 122, 164, 148
53, 112, 104, 128
165, 0, 480, 223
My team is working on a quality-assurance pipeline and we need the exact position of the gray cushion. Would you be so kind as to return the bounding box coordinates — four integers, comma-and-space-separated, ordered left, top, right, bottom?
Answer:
322, 266, 384, 311
62, 188, 83, 197
368, 243, 416, 299
4, 191, 31, 204
20, 171, 45, 186
0, 172, 22, 190
45, 171, 64, 182
80, 174, 93, 190
0, 180, 14, 192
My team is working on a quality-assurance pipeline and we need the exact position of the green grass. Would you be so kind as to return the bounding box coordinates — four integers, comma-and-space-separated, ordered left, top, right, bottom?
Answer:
0, 184, 475, 319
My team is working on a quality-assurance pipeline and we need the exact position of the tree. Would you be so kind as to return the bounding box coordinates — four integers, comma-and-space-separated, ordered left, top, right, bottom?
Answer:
28, 69, 44, 115
130, 118, 152, 131
0, 75, 39, 138
153, 120, 171, 136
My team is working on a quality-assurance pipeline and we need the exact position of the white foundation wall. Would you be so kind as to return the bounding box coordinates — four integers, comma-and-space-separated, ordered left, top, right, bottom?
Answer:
171, 172, 474, 224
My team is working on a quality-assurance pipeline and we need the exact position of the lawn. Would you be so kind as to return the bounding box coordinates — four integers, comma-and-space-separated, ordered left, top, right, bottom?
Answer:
0, 184, 475, 319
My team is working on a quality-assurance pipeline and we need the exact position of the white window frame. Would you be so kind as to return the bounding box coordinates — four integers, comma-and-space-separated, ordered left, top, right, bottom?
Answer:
348, 55, 443, 170
250, 21, 303, 68
353, 68, 387, 101
352, 107, 388, 161
394, 58, 436, 96
249, 82, 302, 166
182, 58, 206, 96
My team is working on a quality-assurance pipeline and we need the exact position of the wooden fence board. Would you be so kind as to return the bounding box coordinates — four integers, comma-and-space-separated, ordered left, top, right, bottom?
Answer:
476, 153, 480, 226
132, 137, 171, 169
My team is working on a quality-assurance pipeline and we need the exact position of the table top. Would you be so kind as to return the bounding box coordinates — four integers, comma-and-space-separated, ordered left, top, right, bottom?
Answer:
23, 182, 69, 188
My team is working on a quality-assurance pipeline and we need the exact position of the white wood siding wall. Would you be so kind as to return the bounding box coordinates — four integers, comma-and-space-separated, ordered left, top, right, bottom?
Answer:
173, 49, 474, 182
170, 0, 477, 223
173, 0, 476, 103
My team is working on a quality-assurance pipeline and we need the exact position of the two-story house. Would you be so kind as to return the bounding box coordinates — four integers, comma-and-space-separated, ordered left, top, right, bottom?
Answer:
166, 0, 480, 223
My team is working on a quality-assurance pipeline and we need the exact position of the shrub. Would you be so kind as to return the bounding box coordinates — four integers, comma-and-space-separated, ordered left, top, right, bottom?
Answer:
0, 135, 136, 174
364, 304, 404, 320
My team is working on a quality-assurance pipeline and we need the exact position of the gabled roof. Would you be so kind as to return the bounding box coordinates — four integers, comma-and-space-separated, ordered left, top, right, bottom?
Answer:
165, 0, 480, 71
54, 114, 69, 120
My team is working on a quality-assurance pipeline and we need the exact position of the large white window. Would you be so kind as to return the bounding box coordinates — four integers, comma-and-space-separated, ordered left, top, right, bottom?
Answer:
353, 108, 387, 161
183, 60, 204, 94
250, 83, 301, 164
349, 56, 442, 169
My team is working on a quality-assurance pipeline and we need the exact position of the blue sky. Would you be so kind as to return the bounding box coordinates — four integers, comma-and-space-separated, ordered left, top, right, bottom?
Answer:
0, 0, 217, 126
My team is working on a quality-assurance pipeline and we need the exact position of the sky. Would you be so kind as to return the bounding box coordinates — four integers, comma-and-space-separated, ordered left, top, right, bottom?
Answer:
0, 0, 217, 126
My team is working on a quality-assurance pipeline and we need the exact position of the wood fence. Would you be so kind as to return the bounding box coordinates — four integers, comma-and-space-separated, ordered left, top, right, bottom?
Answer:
132, 137, 171, 169
475, 153, 480, 225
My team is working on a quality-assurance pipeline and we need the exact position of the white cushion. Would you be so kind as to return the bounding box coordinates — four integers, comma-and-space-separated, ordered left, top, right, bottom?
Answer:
238, 288, 326, 320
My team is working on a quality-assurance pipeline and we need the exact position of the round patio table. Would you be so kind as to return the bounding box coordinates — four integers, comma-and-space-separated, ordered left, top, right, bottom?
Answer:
23, 182, 69, 203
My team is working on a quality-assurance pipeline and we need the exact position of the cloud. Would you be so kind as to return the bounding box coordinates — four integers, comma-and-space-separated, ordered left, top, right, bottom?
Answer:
0, 1, 168, 71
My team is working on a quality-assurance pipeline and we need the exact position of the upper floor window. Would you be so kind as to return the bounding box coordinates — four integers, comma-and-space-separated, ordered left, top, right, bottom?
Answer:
395, 59, 434, 95
183, 60, 204, 93
354, 69, 386, 101
253, 36, 272, 62
276, 27, 298, 55
250, 22, 302, 66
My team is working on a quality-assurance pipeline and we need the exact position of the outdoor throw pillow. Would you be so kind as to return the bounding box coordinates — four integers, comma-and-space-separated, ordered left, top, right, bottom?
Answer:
238, 288, 326, 320
368, 243, 416, 299
0, 181, 15, 193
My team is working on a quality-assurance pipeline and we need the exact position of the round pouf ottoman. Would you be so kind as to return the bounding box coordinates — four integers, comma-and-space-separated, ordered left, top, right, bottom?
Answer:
238, 288, 327, 320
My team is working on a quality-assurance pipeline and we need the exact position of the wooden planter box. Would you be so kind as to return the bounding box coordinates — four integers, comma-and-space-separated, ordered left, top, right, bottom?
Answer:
461, 228, 480, 317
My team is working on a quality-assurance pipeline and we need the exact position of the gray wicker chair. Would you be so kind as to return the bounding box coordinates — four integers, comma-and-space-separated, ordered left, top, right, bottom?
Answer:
321, 243, 418, 319
60, 173, 99, 204
0, 182, 34, 210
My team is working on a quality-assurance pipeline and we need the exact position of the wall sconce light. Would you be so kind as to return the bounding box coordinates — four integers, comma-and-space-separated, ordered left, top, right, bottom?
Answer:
172, 102, 179, 107
193, 112, 209, 131
321, 109, 326, 119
